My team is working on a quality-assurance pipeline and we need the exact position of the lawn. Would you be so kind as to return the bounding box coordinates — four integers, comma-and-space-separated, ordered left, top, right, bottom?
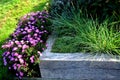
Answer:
0, 0, 48, 79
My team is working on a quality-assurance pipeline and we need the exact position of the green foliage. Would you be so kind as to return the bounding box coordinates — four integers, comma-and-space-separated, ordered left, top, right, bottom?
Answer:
49, 0, 120, 21
78, 0, 120, 21
76, 21, 120, 55
52, 36, 80, 53
52, 11, 120, 55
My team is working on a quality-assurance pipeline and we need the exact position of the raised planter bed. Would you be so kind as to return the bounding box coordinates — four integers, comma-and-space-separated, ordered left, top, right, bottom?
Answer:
39, 35, 120, 80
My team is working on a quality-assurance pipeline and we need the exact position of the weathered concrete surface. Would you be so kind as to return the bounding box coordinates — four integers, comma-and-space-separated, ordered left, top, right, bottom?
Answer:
40, 60, 120, 80
21, 78, 74, 80
39, 35, 120, 80
16, 78, 79, 80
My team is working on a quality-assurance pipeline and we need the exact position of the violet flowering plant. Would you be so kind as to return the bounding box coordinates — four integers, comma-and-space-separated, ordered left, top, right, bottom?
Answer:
2, 11, 52, 79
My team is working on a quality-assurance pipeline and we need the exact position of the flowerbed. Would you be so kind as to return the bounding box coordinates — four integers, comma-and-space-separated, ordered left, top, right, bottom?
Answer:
2, 11, 52, 79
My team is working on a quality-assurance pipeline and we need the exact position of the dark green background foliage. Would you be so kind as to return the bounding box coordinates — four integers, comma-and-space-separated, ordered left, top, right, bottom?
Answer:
49, 0, 120, 21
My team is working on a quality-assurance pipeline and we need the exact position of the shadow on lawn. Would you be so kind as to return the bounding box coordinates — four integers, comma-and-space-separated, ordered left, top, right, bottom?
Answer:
0, 39, 6, 59
0, 0, 12, 4
32, 1, 47, 12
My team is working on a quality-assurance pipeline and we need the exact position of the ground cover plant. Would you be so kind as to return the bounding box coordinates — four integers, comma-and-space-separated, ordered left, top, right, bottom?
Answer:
51, 5, 120, 56
0, 0, 48, 79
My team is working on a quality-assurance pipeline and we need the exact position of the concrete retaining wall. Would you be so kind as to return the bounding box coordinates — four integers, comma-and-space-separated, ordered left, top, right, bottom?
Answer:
39, 35, 120, 80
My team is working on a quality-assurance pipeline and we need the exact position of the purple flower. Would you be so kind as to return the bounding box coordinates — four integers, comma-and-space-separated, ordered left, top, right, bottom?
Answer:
8, 55, 12, 59
22, 44, 29, 50
29, 16, 35, 21
12, 33, 16, 37
41, 25, 44, 28
37, 38, 40, 41
39, 31, 43, 34
38, 51, 42, 56
14, 52, 19, 56
19, 58, 24, 64
19, 76, 22, 79
17, 64, 21, 69
18, 55, 22, 59
16, 73, 18, 76
21, 29, 23, 31
13, 64, 17, 70
19, 71, 24, 77
46, 44, 48, 47
31, 27, 35, 30
27, 29, 32, 33
21, 40, 24, 44
38, 16, 42, 18
9, 67, 11, 70
40, 40, 43, 43
27, 34, 31, 38
44, 30, 47, 33
42, 20, 45, 23
22, 31, 27, 34
24, 27, 28, 30
2, 45, 5, 48
42, 48, 45, 50
10, 41, 14, 45
30, 56, 34, 63
34, 33, 37, 37
18, 44, 22, 48
2, 44, 11, 48
10, 57, 14, 61
5, 52, 10, 56
12, 47, 18, 51
15, 58, 18, 61
15, 41, 20, 45
28, 22, 31, 24
35, 29, 39, 33
2, 52, 6, 56
29, 38, 33, 41
30, 41, 37, 46
22, 49, 25, 53
3, 57, 7, 66
31, 21, 36, 24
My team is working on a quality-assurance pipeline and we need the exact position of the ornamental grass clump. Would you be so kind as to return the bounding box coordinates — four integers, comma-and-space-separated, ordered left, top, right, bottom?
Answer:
52, 10, 120, 55
2, 11, 51, 79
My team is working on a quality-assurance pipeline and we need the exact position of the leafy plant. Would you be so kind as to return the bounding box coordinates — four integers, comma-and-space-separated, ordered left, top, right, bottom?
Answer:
2, 11, 52, 79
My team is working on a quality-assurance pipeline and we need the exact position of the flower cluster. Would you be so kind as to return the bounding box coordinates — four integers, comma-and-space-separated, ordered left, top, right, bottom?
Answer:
2, 11, 51, 79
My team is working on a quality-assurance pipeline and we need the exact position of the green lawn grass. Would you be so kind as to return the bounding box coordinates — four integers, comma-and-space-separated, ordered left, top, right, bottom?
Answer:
0, 0, 48, 79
